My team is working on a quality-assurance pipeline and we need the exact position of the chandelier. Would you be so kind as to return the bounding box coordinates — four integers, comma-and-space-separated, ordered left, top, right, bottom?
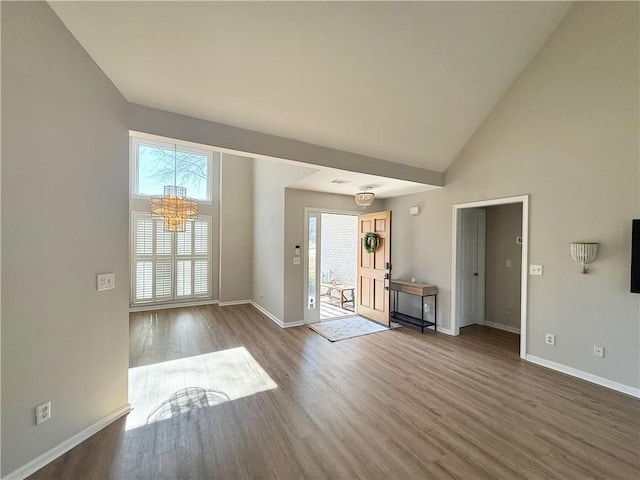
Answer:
355, 187, 375, 208
150, 146, 198, 232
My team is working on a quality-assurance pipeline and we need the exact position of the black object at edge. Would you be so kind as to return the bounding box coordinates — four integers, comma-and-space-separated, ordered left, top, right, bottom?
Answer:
631, 219, 640, 293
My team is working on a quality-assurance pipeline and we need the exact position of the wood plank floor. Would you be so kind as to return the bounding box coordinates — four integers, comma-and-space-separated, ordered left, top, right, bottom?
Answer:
30, 304, 639, 479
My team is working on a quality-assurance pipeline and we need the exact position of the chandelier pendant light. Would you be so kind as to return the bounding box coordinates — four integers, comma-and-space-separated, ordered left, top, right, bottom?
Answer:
150, 145, 198, 232
355, 186, 375, 208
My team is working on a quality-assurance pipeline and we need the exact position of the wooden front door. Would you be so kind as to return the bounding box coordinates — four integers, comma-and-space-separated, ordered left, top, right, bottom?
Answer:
357, 211, 391, 326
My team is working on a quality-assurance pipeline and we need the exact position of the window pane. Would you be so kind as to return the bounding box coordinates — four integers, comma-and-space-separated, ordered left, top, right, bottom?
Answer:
156, 260, 172, 298
138, 144, 209, 200
136, 217, 153, 256
177, 221, 192, 256
135, 261, 153, 300
156, 220, 172, 256
308, 216, 317, 309
194, 220, 209, 255
194, 260, 208, 295
176, 260, 192, 296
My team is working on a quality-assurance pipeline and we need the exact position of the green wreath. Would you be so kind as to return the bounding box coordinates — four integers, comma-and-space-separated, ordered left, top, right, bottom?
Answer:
364, 232, 380, 253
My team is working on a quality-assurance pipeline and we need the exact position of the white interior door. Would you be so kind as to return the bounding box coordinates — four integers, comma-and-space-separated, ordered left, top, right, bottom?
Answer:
457, 208, 486, 328
304, 211, 321, 324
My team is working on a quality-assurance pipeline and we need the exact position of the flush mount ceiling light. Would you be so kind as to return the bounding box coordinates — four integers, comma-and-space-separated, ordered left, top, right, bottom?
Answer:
150, 145, 198, 232
355, 186, 375, 208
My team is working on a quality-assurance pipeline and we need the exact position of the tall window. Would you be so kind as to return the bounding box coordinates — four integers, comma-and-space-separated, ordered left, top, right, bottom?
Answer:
132, 213, 212, 304
131, 137, 213, 202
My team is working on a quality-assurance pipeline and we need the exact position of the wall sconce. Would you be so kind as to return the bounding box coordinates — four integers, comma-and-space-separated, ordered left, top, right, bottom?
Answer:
570, 242, 599, 274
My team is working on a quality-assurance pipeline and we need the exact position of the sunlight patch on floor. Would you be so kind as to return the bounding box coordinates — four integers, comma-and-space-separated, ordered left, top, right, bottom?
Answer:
126, 346, 277, 430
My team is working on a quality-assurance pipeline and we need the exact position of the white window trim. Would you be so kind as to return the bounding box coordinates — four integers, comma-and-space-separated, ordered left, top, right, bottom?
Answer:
129, 135, 214, 204
130, 212, 213, 306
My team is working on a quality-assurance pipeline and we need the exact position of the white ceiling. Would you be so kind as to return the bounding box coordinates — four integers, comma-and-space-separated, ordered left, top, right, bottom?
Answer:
287, 166, 439, 199
50, 1, 571, 174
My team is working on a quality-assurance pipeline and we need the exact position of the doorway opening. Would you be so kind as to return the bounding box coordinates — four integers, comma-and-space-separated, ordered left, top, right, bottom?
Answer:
451, 195, 529, 358
304, 210, 359, 324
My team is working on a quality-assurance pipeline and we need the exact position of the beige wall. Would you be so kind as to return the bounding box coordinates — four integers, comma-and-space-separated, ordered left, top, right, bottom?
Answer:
484, 204, 523, 331
253, 161, 317, 321
385, 2, 639, 388
1, 2, 130, 475
1, 3, 638, 476
128, 103, 442, 187
283, 188, 383, 324
219, 153, 254, 302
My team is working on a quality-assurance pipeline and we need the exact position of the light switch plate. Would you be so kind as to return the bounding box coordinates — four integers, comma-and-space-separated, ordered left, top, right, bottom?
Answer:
97, 273, 115, 291
529, 264, 543, 276
293, 257, 301, 265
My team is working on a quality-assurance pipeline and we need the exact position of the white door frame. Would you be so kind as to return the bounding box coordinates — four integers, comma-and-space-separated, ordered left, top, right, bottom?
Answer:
303, 207, 360, 324
451, 195, 529, 358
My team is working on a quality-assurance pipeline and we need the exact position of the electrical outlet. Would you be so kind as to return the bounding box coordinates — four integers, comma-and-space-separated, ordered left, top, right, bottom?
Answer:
293, 257, 300, 265
506, 259, 512, 268
505, 308, 512, 315
424, 304, 430, 314
36, 401, 51, 425
545, 333, 556, 346
97, 273, 115, 291
594, 346, 605, 358
530, 264, 543, 276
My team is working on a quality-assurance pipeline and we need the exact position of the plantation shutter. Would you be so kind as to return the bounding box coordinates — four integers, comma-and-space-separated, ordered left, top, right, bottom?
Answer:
132, 213, 212, 305
134, 216, 153, 301
193, 220, 209, 295
155, 220, 172, 299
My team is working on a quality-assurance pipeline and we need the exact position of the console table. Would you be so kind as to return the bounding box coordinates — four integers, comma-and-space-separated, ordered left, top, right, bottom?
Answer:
389, 280, 437, 334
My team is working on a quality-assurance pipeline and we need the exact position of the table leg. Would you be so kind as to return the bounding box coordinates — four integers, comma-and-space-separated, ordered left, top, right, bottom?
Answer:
434, 294, 437, 332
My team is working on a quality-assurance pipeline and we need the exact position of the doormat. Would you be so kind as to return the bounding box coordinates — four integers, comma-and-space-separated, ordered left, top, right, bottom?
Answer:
308, 316, 400, 342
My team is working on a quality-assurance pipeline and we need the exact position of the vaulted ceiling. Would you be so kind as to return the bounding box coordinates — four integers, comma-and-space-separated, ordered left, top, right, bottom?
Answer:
50, 1, 571, 173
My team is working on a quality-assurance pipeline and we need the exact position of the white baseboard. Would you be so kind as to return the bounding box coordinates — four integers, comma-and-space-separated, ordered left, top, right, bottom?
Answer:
129, 299, 218, 313
525, 355, 640, 399
435, 326, 454, 335
283, 320, 305, 328
3, 403, 131, 480
248, 302, 305, 329
218, 299, 252, 307
250, 301, 284, 327
484, 321, 521, 334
